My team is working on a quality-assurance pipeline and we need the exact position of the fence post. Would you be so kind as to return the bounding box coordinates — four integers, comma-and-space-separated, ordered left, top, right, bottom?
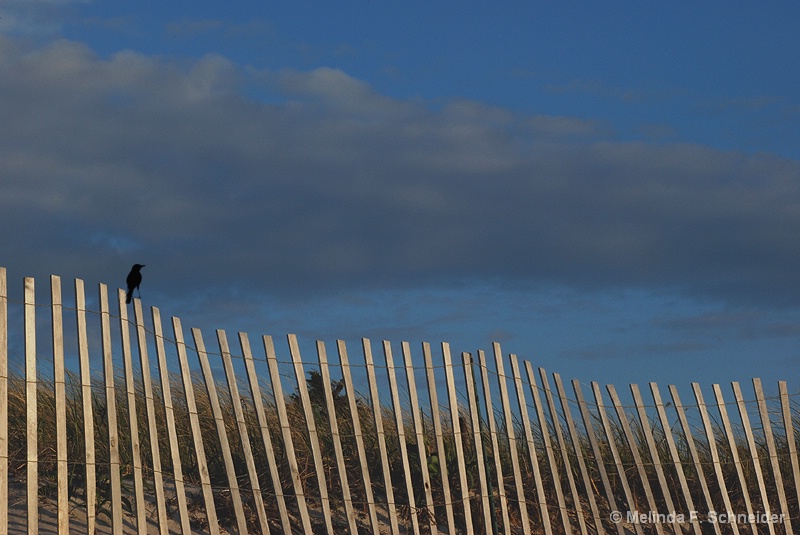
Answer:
338, 340, 381, 534
50, 276, 69, 534
572, 380, 624, 535
133, 300, 169, 535
592, 382, 644, 535
629, 383, 680, 534
493, 345, 531, 535
288, 334, 334, 533
193, 328, 249, 535
526, 364, 567, 535
607, 384, 663, 535
649, 383, 701, 535
240, 332, 293, 533
317, 340, 360, 534
364, 338, 400, 534
462, 352, 493, 535
478, 349, 510, 534
403, 342, 437, 535
75, 279, 97, 535
424, 341, 456, 532
99, 284, 124, 533
712, 384, 758, 535
668, 385, 721, 535
510, 357, 548, 534
151, 307, 192, 535
24, 277, 38, 535
118, 290, 147, 535
732, 381, 774, 535
384, 341, 421, 534
264, 334, 314, 534
173, 318, 220, 535
443, 343, 472, 534
780, 381, 800, 522
753, 378, 793, 535
692, 383, 739, 535
553, 374, 604, 535
218, 329, 271, 535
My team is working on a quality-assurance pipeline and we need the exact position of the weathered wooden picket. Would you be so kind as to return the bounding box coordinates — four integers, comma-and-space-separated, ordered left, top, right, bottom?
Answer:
0, 267, 798, 534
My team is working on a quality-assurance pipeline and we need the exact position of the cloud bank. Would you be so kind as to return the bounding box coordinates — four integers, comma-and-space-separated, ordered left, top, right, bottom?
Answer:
2, 38, 799, 308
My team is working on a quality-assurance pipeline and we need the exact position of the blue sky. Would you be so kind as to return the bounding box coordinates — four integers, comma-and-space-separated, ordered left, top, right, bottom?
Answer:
2, 1, 800, 392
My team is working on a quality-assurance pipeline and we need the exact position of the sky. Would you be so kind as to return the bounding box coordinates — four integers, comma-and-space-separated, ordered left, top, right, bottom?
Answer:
1, 1, 800, 394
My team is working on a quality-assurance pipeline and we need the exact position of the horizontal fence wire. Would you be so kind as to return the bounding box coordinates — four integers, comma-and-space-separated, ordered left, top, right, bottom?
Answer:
0, 268, 799, 535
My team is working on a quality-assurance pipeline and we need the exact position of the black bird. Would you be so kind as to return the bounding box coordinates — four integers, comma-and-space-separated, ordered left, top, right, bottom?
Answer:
125, 264, 145, 304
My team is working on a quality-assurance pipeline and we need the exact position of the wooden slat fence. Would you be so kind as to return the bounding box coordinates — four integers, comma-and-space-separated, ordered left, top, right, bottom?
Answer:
0, 268, 798, 534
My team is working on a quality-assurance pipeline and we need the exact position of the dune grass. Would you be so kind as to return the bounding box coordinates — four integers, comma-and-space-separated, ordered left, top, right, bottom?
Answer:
4, 364, 798, 534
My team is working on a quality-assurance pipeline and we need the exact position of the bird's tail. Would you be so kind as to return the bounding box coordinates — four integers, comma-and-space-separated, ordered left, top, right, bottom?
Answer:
126, 290, 133, 304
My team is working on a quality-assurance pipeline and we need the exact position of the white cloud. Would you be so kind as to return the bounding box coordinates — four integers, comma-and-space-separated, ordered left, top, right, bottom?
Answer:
2, 36, 800, 309
0, 0, 89, 36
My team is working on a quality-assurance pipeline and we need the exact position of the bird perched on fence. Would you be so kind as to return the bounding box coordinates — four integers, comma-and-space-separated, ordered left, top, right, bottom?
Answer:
125, 264, 145, 304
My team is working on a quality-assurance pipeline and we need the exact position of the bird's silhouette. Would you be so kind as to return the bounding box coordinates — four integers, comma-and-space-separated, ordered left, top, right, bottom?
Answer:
125, 264, 145, 304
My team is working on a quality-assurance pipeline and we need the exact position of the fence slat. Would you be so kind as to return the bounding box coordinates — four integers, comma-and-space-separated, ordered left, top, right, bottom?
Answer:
668, 385, 721, 535
731, 381, 773, 533
649, 383, 701, 535
424, 341, 456, 532
534, 366, 574, 535
192, 328, 249, 535
443, 344, 473, 534
24, 277, 38, 535
75, 279, 96, 535
119, 291, 147, 535
0, 267, 6, 535
572, 380, 624, 535
384, 341, 421, 534
493, 345, 531, 535
50, 276, 69, 534
288, 334, 334, 534
478, 349, 510, 534
553, 374, 604, 535
712, 384, 758, 535
510, 353, 552, 534
172, 318, 220, 535
240, 332, 292, 533
592, 382, 644, 535
364, 338, 401, 534
607, 384, 664, 535
403, 342, 437, 535
780, 381, 800, 523
133, 300, 169, 535
337, 340, 381, 534
692, 382, 740, 535
317, 341, 360, 534
151, 307, 192, 535
753, 378, 793, 535
462, 352, 493, 535
99, 284, 123, 533
218, 330, 271, 535
629, 383, 680, 535
264, 334, 314, 534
